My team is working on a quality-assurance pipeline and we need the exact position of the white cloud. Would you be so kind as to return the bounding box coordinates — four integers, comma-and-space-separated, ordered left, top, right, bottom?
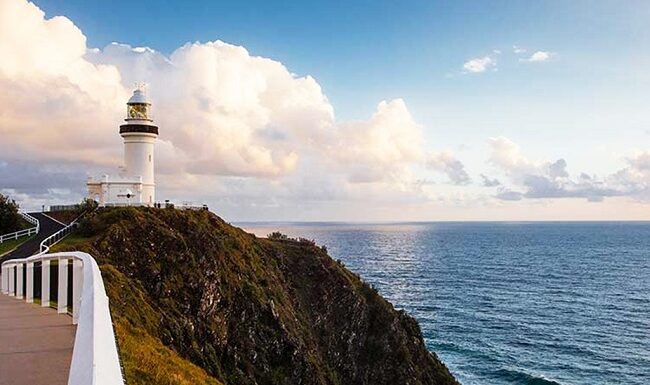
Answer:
480, 174, 500, 187
522, 51, 553, 62
513, 45, 527, 54
332, 99, 424, 183
85, 40, 335, 178
426, 152, 471, 185
0, 0, 127, 165
463, 56, 495, 73
486, 137, 650, 202
0, 0, 451, 213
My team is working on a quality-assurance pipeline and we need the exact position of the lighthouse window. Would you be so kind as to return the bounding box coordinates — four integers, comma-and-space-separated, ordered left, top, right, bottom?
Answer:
149, 155, 152, 162
127, 104, 149, 120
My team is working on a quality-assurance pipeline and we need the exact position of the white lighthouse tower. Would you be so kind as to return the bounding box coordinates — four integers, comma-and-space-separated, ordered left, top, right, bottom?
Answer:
120, 87, 158, 204
87, 86, 159, 206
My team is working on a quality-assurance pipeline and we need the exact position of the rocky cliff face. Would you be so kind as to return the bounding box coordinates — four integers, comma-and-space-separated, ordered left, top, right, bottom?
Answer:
57, 207, 458, 385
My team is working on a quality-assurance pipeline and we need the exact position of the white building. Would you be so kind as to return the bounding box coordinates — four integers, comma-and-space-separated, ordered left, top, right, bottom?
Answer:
87, 87, 159, 206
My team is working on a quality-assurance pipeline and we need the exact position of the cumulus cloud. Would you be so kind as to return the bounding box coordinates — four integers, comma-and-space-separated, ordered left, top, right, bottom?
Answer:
426, 152, 471, 185
333, 99, 424, 183
486, 137, 650, 202
84, 40, 339, 178
0, 161, 85, 196
521, 51, 553, 62
463, 56, 495, 73
0, 0, 127, 165
606, 152, 650, 199
480, 174, 501, 187
0, 0, 451, 213
495, 188, 523, 201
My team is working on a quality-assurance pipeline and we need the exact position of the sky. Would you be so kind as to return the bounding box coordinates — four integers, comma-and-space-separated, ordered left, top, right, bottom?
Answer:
1, 0, 650, 221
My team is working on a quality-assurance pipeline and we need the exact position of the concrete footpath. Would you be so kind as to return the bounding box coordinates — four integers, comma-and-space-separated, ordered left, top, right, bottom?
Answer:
0, 294, 75, 385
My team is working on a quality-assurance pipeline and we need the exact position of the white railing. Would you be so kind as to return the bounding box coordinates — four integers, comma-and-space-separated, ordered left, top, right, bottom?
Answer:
0, 211, 40, 244
40, 221, 78, 254
98, 202, 209, 210
1, 252, 124, 385
39, 208, 90, 255
101, 202, 149, 208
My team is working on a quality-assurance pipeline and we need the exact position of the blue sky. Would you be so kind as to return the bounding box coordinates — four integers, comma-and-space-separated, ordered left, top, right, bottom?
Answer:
1, 0, 650, 220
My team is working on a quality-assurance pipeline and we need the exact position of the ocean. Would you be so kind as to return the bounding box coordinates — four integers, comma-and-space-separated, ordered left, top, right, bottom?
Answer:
240, 222, 650, 385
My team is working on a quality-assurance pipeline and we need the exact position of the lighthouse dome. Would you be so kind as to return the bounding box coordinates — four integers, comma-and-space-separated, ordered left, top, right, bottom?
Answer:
124, 87, 155, 123
127, 89, 150, 105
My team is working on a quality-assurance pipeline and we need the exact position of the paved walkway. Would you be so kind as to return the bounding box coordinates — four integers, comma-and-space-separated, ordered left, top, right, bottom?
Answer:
0, 213, 66, 263
0, 294, 75, 385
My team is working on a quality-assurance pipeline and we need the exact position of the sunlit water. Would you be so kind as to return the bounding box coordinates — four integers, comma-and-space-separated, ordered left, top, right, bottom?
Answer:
240, 222, 650, 385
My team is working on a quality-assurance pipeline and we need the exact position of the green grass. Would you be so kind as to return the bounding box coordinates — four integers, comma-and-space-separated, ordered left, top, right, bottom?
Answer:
19, 218, 33, 230
49, 233, 96, 253
0, 235, 34, 256
114, 318, 223, 385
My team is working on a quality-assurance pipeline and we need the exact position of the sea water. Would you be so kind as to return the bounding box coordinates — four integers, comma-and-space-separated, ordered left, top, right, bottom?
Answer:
241, 222, 650, 385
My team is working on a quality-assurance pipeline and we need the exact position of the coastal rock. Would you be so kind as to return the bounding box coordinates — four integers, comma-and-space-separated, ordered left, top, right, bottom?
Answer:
61, 207, 459, 385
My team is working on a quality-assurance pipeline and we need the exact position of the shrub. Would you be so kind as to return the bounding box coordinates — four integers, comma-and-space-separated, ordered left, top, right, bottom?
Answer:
298, 237, 316, 247
0, 194, 21, 234
80, 198, 99, 213
267, 231, 289, 240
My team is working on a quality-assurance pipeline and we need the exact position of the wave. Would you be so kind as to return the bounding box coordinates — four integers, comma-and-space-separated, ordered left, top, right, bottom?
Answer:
495, 368, 563, 385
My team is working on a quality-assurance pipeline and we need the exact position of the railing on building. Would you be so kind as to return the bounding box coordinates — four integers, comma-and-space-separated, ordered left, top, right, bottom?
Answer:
0, 211, 40, 244
49, 204, 84, 212
101, 202, 149, 208
177, 204, 209, 211
1, 252, 124, 385
100, 201, 209, 210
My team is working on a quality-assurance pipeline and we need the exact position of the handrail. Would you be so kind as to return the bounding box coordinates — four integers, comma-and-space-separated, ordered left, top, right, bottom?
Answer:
39, 214, 84, 254
0, 211, 40, 244
1, 252, 124, 385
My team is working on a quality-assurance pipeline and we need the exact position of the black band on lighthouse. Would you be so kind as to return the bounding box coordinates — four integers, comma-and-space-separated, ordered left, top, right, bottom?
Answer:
119, 124, 159, 135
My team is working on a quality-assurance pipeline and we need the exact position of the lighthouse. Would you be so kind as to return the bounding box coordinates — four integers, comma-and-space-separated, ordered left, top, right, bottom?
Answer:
87, 86, 159, 206
120, 88, 158, 204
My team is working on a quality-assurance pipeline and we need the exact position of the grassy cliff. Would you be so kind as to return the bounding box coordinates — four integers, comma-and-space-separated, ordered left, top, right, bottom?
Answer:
54, 207, 458, 385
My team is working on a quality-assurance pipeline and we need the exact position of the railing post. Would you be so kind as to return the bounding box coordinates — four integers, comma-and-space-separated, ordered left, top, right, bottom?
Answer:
0, 266, 9, 294
16, 263, 23, 299
9, 265, 15, 296
26, 262, 34, 303
57, 258, 68, 313
72, 259, 83, 324
41, 259, 50, 307
3, 265, 7, 294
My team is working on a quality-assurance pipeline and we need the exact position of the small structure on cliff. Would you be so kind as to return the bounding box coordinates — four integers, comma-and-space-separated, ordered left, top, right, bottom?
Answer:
87, 86, 159, 206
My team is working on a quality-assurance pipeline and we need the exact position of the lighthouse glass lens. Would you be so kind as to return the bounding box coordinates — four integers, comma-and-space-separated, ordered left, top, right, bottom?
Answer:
127, 104, 149, 120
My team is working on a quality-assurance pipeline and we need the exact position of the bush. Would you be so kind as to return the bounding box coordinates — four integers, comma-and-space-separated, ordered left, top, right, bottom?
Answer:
0, 194, 21, 234
298, 237, 316, 247
80, 198, 99, 213
267, 231, 289, 240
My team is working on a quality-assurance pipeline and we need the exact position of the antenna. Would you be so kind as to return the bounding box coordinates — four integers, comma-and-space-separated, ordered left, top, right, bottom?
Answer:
134, 81, 148, 93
